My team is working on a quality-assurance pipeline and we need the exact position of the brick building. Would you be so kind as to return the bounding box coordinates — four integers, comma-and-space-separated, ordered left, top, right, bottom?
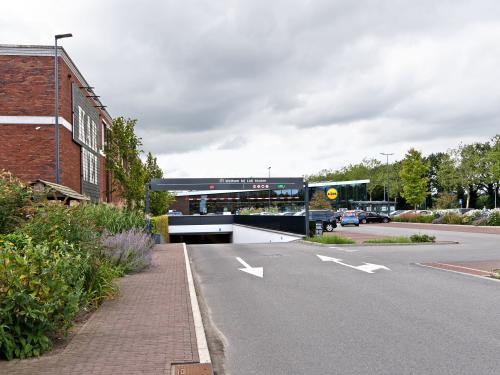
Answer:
0, 44, 117, 203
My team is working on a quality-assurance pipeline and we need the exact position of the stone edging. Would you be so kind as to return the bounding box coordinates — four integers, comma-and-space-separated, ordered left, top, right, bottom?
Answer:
183, 243, 211, 364
298, 239, 459, 247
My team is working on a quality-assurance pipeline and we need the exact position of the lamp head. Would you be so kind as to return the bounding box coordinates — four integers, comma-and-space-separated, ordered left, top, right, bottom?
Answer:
55, 33, 73, 40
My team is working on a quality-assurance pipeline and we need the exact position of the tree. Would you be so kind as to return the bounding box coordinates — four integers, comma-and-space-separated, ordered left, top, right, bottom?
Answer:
105, 117, 146, 210
144, 152, 175, 216
400, 149, 429, 210
487, 135, 500, 207
309, 190, 331, 210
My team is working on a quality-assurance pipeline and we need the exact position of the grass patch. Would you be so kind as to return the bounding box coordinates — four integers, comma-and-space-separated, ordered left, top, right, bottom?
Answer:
364, 234, 436, 244
364, 236, 412, 244
307, 235, 355, 244
493, 270, 500, 280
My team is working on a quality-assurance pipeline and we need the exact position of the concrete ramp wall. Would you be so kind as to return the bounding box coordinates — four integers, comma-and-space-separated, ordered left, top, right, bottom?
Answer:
232, 224, 302, 244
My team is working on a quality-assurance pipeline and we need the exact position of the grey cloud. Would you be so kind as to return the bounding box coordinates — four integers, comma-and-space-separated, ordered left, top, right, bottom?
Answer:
217, 136, 247, 150
2, 0, 500, 160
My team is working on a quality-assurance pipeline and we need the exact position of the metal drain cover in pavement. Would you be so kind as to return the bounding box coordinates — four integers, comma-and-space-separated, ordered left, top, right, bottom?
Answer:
171, 362, 213, 375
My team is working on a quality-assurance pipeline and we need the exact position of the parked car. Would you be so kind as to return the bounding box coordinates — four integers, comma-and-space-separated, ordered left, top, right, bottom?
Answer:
389, 210, 408, 217
340, 212, 360, 227
167, 210, 183, 216
359, 212, 391, 224
416, 210, 433, 216
294, 210, 338, 232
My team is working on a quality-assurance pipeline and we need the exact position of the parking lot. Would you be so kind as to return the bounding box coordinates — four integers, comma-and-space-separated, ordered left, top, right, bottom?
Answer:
189, 224, 500, 374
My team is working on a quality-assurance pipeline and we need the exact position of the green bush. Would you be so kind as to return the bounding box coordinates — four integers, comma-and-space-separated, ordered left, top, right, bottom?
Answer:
487, 211, 500, 226
439, 214, 464, 225
0, 234, 120, 360
0, 236, 86, 359
151, 215, 169, 242
409, 234, 436, 242
393, 215, 435, 223
22, 203, 146, 246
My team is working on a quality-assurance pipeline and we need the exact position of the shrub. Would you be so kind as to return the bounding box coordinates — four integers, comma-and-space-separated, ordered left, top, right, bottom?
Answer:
393, 214, 435, 223
410, 234, 436, 242
0, 237, 86, 359
22, 203, 146, 246
151, 215, 169, 241
100, 229, 155, 273
439, 213, 463, 225
472, 217, 488, 226
487, 211, 500, 226
0, 171, 32, 234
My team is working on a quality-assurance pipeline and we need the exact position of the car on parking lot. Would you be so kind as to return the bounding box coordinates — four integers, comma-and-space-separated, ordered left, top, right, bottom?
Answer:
340, 212, 360, 226
358, 212, 391, 224
294, 209, 338, 232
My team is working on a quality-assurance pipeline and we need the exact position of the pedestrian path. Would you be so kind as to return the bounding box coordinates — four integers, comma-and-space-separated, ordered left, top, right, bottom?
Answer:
0, 244, 200, 375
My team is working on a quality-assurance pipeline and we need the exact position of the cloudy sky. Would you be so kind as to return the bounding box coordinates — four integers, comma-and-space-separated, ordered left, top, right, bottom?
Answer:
2, 1, 500, 178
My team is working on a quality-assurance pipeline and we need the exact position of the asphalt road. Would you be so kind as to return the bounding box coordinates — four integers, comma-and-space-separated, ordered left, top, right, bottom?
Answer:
189, 226, 500, 375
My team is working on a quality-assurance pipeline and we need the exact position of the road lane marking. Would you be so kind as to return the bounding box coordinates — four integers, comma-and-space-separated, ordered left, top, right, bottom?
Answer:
329, 247, 359, 252
236, 257, 264, 278
317, 254, 390, 274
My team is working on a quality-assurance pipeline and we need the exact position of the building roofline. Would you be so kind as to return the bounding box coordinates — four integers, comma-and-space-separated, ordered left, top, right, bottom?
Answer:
0, 44, 112, 122
174, 179, 370, 196
308, 179, 370, 187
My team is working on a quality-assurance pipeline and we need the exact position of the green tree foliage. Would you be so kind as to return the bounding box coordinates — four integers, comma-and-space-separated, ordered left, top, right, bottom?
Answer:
304, 134, 500, 209
105, 117, 145, 209
144, 152, 175, 216
400, 149, 429, 210
309, 190, 331, 209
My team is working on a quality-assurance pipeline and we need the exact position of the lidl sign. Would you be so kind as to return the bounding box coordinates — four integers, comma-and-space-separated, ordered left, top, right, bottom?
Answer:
326, 188, 338, 200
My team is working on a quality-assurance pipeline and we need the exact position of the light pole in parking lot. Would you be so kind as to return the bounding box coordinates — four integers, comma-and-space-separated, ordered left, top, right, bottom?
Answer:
380, 152, 394, 206
268, 166, 271, 210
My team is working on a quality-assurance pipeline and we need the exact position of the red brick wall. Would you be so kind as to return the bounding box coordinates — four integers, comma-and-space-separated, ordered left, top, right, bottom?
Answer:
0, 53, 115, 200
0, 55, 54, 116
0, 124, 55, 182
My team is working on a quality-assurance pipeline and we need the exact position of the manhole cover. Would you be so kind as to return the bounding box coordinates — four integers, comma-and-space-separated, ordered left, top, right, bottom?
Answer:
171, 362, 213, 375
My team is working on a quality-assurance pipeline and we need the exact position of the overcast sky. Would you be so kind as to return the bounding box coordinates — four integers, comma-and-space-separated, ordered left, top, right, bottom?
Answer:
2, 1, 500, 178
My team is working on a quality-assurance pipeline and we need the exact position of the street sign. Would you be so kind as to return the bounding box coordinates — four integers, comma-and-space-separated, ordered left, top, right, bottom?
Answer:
315, 221, 323, 236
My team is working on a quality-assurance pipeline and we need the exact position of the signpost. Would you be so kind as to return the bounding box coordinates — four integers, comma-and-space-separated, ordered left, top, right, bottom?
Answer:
146, 177, 310, 237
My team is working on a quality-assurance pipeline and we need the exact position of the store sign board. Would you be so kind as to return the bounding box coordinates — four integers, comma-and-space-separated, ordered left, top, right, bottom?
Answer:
150, 177, 304, 191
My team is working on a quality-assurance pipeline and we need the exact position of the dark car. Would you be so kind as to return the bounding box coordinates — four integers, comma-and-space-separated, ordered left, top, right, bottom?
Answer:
308, 210, 338, 232
358, 211, 391, 224
295, 210, 338, 232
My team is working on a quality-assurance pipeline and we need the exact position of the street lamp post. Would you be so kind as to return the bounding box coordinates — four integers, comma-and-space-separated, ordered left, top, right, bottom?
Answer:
380, 152, 394, 209
54, 33, 72, 184
268, 166, 271, 210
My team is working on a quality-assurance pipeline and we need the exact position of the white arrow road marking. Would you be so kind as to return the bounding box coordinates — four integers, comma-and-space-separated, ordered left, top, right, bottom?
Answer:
317, 255, 390, 274
236, 257, 264, 278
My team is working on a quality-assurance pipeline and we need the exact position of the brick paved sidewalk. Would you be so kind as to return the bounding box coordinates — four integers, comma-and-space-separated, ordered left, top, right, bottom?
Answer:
0, 244, 200, 375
